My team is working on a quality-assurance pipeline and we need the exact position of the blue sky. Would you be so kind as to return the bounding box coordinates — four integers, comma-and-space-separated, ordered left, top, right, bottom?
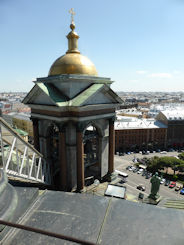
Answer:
0, 0, 184, 92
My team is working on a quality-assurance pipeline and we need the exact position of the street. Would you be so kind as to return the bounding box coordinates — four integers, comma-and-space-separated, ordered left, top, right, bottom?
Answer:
114, 152, 184, 200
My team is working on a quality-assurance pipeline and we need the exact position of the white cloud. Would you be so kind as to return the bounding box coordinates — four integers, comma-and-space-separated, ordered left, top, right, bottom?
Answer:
148, 73, 172, 78
173, 70, 181, 74
136, 70, 148, 74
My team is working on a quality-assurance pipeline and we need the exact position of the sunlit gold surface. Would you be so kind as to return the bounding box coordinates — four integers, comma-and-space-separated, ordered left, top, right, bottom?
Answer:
48, 53, 98, 76
48, 12, 98, 76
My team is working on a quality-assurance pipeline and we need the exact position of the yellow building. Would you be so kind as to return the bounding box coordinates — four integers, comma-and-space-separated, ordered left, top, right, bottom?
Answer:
11, 113, 33, 137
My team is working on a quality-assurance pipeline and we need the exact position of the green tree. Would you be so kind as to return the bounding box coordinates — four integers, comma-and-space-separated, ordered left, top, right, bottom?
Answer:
158, 157, 172, 174
147, 156, 159, 172
169, 157, 184, 175
146, 155, 184, 176
178, 152, 184, 160
177, 163, 184, 173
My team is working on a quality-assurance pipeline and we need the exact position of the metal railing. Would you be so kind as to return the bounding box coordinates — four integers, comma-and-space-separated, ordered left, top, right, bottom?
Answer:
0, 219, 96, 245
0, 117, 51, 185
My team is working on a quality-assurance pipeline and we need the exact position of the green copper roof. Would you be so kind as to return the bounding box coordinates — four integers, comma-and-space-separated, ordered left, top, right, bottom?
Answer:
37, 83, 104, 107
67, 84, 104, 106
23, 81, 122, 107
37, 83, 67, 104
15, 128, 28, 136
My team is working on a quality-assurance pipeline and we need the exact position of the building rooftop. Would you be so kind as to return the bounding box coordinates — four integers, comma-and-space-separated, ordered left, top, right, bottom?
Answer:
117, 108, 142, 116
161, 110, 184, 120
115, 116, 167, 130
7, 112, 31, 121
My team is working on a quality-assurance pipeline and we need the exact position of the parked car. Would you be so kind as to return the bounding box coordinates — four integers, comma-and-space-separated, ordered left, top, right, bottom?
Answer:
160, 178, 166, 184
137, 169, 143, 174
137, 184, 146, 191
145, 174, 151, 179
160, 151, 167, 154
169, 181, 176, 188
133, 168, 139, 173
175, 185, 182, 191
165, 180, 170, 186
180, 188, 184, 195
142, 171, 147, 176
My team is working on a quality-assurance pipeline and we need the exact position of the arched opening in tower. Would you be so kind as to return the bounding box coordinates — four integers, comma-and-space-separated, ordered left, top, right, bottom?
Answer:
47, 124, 60, 187
83, 125, 100, 185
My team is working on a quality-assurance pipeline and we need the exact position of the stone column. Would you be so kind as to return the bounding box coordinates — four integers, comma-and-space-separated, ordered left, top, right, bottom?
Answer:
76, 129, 84, 191
164, 128, 167, 149
32, 119, 39, 151
108, 118, 115, 174
58, 127, 67, 191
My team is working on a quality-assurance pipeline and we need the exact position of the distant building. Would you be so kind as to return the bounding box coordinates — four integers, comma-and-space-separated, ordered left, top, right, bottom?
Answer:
156, 110, 184, 148
14, 128, 29, 142
115, 116, 167, 152
117, 108, 142, 118
0, 101, 12, 114
2, 112, 33, 141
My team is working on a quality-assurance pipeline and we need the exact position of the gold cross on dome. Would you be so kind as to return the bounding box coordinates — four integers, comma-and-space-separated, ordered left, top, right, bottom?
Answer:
69, 8, 75, 23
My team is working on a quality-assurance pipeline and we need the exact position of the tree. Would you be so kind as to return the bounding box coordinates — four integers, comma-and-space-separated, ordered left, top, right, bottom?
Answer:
147, 156, 159, 172
178, 152, 184, 161
158, 157, 172, 174
169, 157, 184, 175
146, 155, 184, 176
177, 163, 184, 173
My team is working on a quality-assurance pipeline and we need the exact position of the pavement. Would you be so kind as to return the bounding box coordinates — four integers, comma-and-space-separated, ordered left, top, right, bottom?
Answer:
114, 152, 184, 201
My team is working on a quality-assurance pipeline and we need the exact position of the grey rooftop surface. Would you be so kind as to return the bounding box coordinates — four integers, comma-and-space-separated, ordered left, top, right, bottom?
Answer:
2, 190, 184, 245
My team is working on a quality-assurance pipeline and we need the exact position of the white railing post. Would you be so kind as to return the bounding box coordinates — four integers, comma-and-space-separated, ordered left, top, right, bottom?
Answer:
36, 157, 42, 180
19, 146, 27, 175
28, 153, 35, 178
5, 137, 16, 171
0, 125, 5, 169
0, 117, 50, 185
15, 138, 19, 173
26, 149, 29, 178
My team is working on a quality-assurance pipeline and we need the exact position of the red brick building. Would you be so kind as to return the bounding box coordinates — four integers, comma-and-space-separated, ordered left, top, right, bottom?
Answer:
115, 117, 167, 152
156, 110, 184, 148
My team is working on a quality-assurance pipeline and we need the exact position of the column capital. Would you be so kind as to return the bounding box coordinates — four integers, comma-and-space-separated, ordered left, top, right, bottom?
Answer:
31, 118, 39, 125
109, 116, 116, 124
76, 121, 88, 133
56, 122, 66, 133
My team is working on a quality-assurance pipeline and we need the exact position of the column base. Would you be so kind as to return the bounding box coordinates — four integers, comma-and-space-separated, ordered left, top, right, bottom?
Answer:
143, 196, 162, 205
76, 186, 86, 193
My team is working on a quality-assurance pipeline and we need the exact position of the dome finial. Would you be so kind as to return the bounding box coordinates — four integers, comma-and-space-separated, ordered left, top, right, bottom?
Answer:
69, 8, 75, 30
48, 8, 98, 76
66, 8, 80, 54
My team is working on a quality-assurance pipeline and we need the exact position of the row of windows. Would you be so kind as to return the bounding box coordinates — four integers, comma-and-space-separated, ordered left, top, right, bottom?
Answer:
116, 135, 165, 140
115, 129, 166, 135
116, 137, 165, 143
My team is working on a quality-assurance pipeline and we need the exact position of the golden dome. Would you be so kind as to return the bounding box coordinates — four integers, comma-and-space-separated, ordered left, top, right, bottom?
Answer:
48, 19, 98, 76
49, 53, 98, 76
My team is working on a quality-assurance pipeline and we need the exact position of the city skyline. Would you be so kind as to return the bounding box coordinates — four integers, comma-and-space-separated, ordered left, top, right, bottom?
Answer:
0, 0, 184, 92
